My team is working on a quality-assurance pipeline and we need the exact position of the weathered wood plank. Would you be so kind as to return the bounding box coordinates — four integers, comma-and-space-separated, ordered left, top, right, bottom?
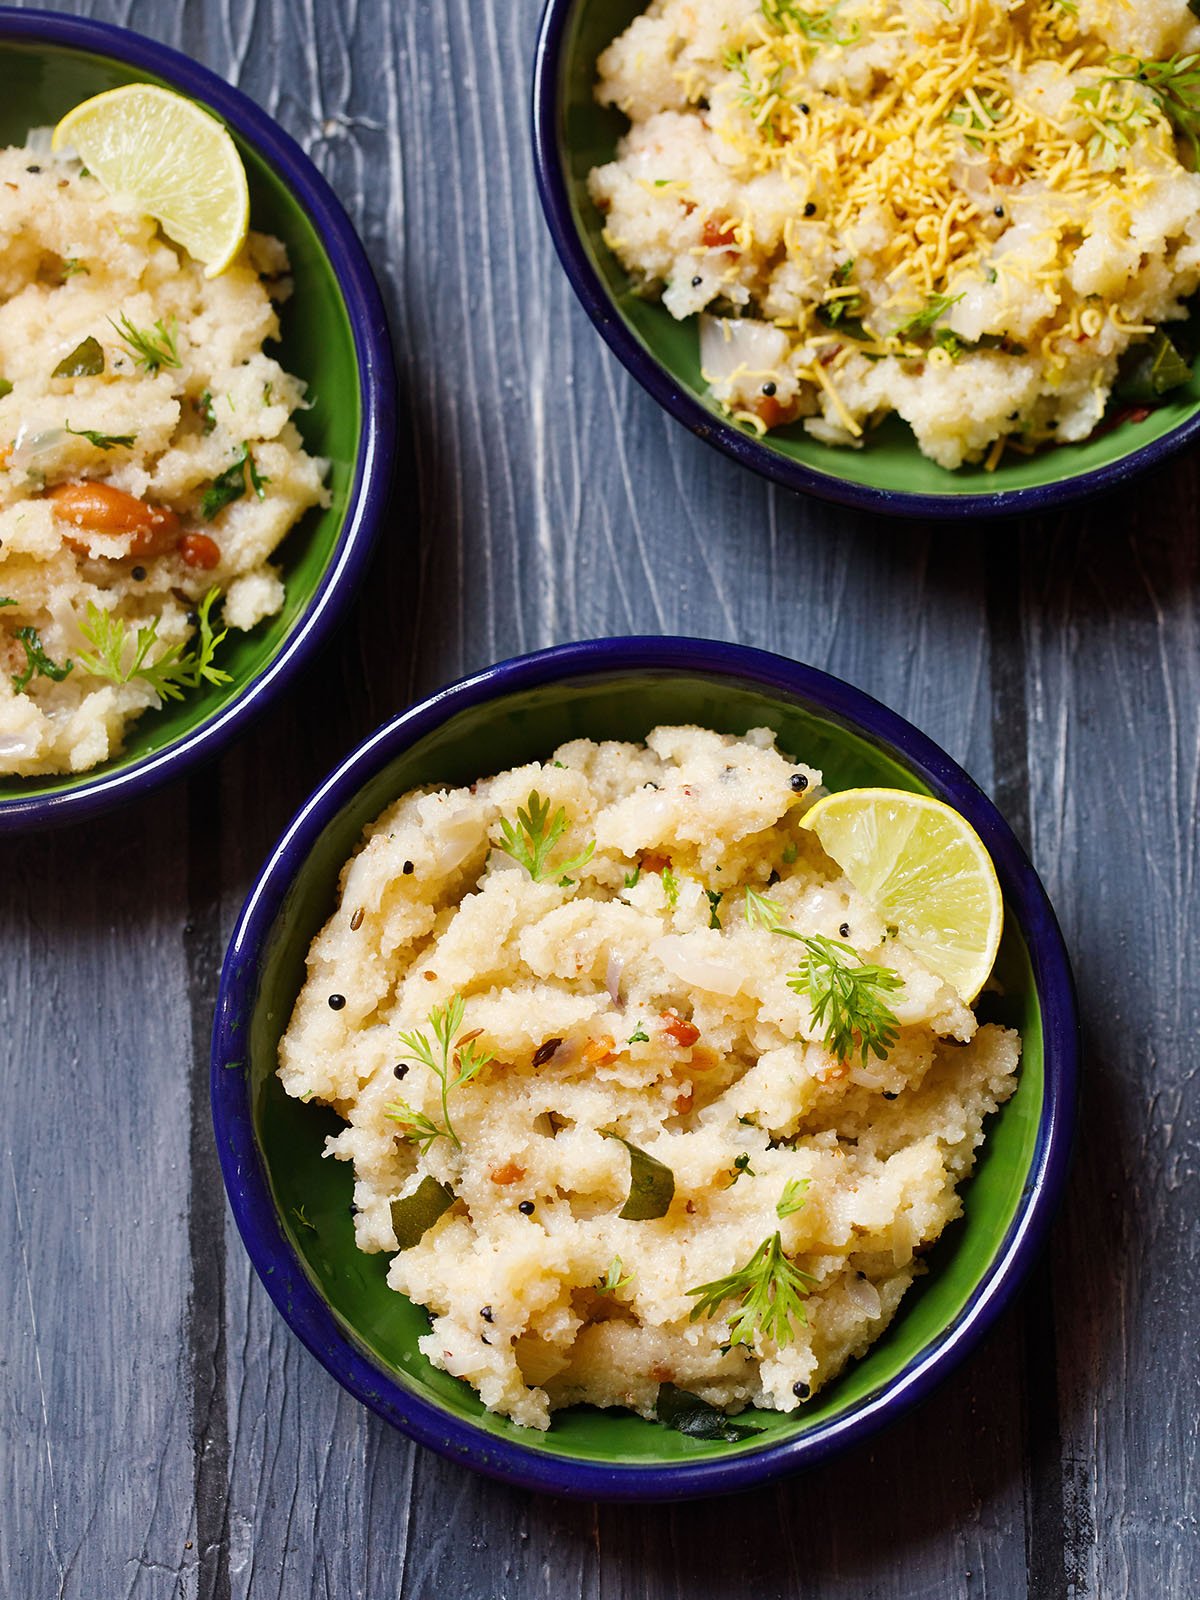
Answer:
0, 800, 196, 1600
1021, 475, 1200, 1600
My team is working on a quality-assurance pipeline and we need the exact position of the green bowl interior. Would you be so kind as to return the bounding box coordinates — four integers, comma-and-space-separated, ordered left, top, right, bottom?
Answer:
557, 0, 1200, 499
0, 41, 361, 804
244, 671, 1045, 1466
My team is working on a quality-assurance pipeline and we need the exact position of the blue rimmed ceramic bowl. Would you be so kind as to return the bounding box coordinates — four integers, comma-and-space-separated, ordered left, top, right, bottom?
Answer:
212, 637, 1078, 1500
0, 10, 396, 832
532, 0, 1200, 518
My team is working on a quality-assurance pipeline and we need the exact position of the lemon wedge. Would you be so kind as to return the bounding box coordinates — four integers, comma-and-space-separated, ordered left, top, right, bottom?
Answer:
53, 85, 250, 277
800, 788, 1004, 1002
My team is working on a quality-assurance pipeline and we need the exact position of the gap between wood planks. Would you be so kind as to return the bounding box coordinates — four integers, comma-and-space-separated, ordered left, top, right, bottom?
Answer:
186, 769, 232, 1600
985, 535, 1069, 1600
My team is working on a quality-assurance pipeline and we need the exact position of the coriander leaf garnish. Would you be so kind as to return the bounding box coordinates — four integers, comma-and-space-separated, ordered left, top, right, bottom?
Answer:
761, 0, 860, 46
111, 312, 181, 371
0, 378, 12, 400
595, 1256, 633, 1295
197, 389, 217, 434
61, 257, 89, 279
200, 443, 270, 521
655, 1382, 764, 1442
786, 935, 902, 1066
497, 790, 595, 884
777, 1177, 810, 1218
817, 273, 865, 331
1105, 53, 1200, 166
662, 867, 680, 907
706, 888, 724, 928
743, 892, 903, 1065
390, 1175, 455, 1249
0, 596, 16, 607
728, 1151, 756, 1185
385, 995, 493, 1151
11, 625, 72, 692
722, 45, 789, 140
66, 422, 136, 451
52, 336, 104, 379
1073, 81, 1154, 167
687, 1232, 815, 1349
624, 866, 641, 888
291, 1204, 318, 1233
628, 1026, 650, 1044
744, 885, 786, 930
76, 588, 232, 702
894, 293, 965, 339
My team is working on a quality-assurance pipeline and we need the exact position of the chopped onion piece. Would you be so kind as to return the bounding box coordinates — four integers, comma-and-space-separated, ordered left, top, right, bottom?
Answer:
700, 315, 790, 385
846, 1276, 882, 1318
435, 808, 481, 872
605, 953, 624, 1006
653, 935, 743, 996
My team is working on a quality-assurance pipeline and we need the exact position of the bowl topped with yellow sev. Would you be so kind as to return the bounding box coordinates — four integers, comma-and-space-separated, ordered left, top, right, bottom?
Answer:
534, 0, 1200, 510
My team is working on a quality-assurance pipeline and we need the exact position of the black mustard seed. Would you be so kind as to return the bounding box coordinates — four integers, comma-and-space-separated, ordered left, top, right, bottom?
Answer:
518, 1200, 535, 1215
762, 381, 777, 396
790, 773, 808, 792
328, 993, 346, 1011
402, 860, 415, 874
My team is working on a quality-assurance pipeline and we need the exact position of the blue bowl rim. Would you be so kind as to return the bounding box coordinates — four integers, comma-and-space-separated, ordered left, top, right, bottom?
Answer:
0, 7, 397, 833
530, 0, 1200, 520
212, 635, 1079, 1501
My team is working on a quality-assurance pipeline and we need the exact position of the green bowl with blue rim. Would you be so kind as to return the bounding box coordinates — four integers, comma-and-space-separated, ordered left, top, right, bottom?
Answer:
0, 11, 395, 831
531, 0, 1200, 518
212, 638, 1078, 1498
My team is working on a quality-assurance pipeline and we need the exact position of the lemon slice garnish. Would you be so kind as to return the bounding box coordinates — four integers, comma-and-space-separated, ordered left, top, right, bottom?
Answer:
801, 787, 1004, 1002
53, 84, 250, 277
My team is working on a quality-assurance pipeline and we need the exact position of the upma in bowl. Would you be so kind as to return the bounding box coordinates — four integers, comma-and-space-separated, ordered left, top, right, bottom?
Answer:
213, 639, 1077, 1496
279, 724, 1020, 1431
0, 12, 395, 828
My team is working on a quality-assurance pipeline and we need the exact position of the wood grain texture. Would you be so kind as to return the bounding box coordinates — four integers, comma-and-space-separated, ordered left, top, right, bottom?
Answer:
1, 0, 1196, 1596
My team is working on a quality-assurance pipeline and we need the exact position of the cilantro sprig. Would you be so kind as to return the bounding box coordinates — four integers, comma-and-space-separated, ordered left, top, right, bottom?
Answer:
498, 790, 595, 884
743, 889, 902, 1066
595, 1257, 633, 1296
1105, 53, 1200, 165
111, 313, 181, 372
11, 625, 72, 692
76, 588, 232, 702
385, 995, 493, 1151
761, 0, 860, 46
200, 443, 270, 521
787, 935, 902, 1067
894, 293, 964, 340
688, 1232, 815, 1349
66, 423, 136, 451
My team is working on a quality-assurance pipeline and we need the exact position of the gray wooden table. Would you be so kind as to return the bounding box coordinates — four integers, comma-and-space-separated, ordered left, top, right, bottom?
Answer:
3, 1, 1197, 1596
